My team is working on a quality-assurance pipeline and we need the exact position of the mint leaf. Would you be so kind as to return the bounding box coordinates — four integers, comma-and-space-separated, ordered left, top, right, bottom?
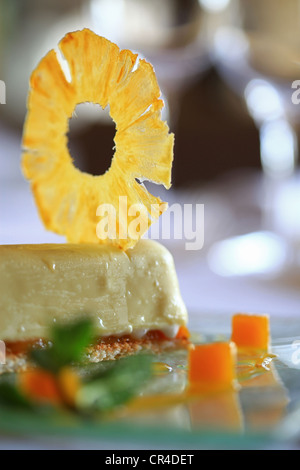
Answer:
51, 318, 94, 365
76, 354, 153, 412
29, 348, 61, 374
30, 318, 94, 372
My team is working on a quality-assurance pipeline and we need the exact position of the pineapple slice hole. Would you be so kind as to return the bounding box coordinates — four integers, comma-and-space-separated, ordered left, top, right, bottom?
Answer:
67, 102, 116, 177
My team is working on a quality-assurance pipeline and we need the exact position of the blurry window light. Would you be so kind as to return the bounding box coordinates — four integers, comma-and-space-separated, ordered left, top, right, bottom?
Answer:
273, 181, 300, 241
214, 27, 249, 62
245, 79, 283, 122
199, 0, 230, 12
260, 119, 296, 178
207, 231, 288, 277
90, 0, 125, 43
89, 0, 171, 47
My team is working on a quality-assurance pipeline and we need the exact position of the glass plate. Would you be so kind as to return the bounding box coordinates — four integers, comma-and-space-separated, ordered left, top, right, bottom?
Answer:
0, 312, 300, 450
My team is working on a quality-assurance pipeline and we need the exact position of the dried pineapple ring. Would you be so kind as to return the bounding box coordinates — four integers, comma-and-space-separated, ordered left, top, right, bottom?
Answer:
22, 29, 174, 249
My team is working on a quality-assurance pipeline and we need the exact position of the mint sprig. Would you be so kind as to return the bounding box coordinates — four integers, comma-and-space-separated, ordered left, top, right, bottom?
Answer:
77, 354, 153, 412
30, 318, 94, 373
0, 318, 153, 415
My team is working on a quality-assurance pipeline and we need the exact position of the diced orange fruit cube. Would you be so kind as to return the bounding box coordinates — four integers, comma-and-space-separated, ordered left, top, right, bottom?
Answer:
231, 313, 270, 351
19, 369, 62, 405
188, 342, 237, 393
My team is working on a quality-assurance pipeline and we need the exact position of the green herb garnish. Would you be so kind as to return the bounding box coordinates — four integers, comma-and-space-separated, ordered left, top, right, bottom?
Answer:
0, 318, 153, 415
77, 354, 153, 412
30, 318, 94, 373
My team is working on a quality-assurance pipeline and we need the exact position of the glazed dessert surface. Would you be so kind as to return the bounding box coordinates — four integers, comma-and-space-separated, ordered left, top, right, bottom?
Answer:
0, 239, 187, 342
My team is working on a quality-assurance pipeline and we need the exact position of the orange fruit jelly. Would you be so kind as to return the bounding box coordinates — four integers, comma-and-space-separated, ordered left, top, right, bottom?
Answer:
188, 341, 237, 393
231, 313, 270, 351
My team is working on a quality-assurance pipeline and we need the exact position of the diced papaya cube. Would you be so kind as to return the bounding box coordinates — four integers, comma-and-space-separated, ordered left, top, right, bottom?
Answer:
188, 342, 237, 393
231, 313, 270, 351
19, 369, 62, 405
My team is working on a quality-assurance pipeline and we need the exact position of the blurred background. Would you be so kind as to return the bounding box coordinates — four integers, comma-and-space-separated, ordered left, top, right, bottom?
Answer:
1, 0, 300, 318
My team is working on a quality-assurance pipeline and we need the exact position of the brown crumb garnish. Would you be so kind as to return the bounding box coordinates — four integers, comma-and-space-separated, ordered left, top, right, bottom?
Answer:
0, 332, 189, 374
88, 335, 188, 363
